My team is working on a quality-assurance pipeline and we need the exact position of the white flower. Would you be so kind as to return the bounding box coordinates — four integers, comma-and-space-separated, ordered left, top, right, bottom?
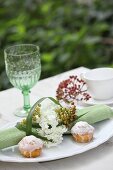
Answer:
44, 125, 67, 148
35, 99, 67, 147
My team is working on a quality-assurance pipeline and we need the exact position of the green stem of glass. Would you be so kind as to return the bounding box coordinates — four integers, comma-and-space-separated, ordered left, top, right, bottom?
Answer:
22, 90, 31, 112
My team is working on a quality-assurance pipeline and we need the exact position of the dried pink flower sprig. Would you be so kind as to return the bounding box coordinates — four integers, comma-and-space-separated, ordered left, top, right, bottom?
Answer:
56, 75, 91, 103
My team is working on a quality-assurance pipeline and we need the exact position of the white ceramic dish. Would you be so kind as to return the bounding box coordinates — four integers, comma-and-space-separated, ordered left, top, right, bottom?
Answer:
0, 119, 113, 162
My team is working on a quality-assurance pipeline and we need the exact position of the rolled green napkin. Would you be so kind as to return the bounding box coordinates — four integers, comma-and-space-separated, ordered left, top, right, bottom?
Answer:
76, 104, 113, 124
0, 104, 113, 149
0, 127, 25, 149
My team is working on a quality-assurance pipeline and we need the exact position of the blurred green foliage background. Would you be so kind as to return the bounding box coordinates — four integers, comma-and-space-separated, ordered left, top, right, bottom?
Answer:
0, 0, 113, 90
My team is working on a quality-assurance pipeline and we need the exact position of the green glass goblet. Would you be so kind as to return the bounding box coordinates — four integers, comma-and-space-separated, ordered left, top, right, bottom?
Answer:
4, 44, 41, 117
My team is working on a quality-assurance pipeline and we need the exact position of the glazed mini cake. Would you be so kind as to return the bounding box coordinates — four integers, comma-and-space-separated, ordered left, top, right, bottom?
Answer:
19, 135, 43, 158
71, 121, 94, 143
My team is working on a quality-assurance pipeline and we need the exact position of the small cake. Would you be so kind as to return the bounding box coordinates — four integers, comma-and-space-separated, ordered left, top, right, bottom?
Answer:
18, 135, 43, 158
71, 121, 94, 143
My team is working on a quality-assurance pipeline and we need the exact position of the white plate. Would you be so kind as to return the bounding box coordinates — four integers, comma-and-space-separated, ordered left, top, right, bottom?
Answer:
0, 119, 113, 162
83, 97, 113, 105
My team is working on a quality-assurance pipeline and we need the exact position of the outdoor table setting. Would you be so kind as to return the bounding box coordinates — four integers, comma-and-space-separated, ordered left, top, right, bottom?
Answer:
0, 44, 113, 170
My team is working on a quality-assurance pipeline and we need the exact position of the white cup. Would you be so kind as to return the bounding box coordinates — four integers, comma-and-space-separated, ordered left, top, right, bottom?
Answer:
81, 68, 113, 100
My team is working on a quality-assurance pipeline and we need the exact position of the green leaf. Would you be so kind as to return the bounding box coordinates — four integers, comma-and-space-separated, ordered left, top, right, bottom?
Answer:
41, 53, 54, 63
16, 123, 50, 141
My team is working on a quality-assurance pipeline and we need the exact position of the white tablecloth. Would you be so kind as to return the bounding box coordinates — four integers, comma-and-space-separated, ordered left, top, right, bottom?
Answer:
0, 67, 113, 170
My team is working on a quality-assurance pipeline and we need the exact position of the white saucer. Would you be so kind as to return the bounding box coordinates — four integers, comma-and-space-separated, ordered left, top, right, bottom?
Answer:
83, 97, 113, 106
